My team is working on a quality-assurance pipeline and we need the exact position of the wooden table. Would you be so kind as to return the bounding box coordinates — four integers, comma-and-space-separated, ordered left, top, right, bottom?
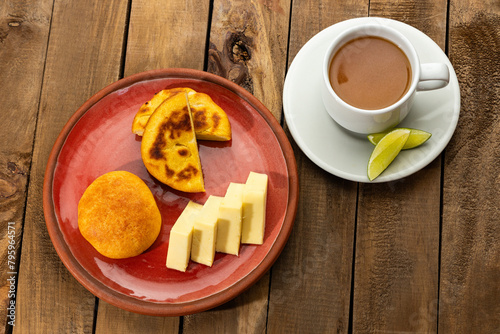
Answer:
1, 0, 499, 333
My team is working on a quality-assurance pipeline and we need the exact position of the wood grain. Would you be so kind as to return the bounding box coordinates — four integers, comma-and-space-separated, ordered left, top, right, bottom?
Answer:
183, 0, 290, 332
354, 161, 442, 333
207, 0, 290, 120
2, 0, 499, 332
94, 0, 209, 330
266, 1, 365, 333
286, 0, 368, 53
183, 272, 270, 333
0, 0, 52, 333
124, 0, 210, 77
95, 301, 179, 333
439, 0, 500, 332
178, 0, 289, 333
267, 153, 358, 333
369, 0, 447, 48
14, 0, 128, 332
352, 1, 447, 332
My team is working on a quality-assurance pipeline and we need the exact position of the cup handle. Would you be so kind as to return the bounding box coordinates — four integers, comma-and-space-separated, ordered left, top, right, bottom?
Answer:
417, 63, 450, 91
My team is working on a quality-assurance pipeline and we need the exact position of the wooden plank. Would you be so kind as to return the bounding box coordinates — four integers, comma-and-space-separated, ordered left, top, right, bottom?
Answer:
123, 0, 209, 77
369, 0, 447, 48
95, 301, 178, 333
267, 157, 358, 333
14, 0, 129, 332
266, 2, 365, 333
439, 0, 500, 332
183, 273, 270, 333
352, 1, 447, 332
182, 0, 291, 332
206, 0, 291, 120
353, 161, 442, 332
94, 0, 209, 331
286, 0, 369, 53
0, 0, 52, 332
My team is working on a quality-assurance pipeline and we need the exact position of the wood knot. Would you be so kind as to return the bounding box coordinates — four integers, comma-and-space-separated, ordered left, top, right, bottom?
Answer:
231, 40, 251, 62
8, 162, 25, 175
228, 32, 252, 63
208, 33, 254, 93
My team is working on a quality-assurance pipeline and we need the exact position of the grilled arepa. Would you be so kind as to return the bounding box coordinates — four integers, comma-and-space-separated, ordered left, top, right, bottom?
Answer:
132, 87, 195, 136
78, 171, 162, 259
141, 92, 205, 193
132, 88, 231, 141
189, 91, 231, 141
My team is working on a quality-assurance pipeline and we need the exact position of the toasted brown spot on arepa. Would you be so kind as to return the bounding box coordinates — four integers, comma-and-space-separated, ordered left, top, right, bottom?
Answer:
132, 87, 196, 136
141, 92, 205, 193
132, 88, 231, 141
188, 92, 231, 141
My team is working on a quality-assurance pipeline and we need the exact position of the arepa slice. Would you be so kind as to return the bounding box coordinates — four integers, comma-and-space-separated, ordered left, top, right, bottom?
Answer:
141, 92, 205, 192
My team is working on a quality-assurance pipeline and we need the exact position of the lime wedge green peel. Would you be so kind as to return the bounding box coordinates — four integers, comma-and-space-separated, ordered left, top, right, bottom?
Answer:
367, 128, 410, 181
368, 128, 432, 150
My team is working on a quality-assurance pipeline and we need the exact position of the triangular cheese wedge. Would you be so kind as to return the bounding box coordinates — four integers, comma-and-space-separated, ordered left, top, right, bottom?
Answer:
141, 92, 205, 193
132, 88, 231, 141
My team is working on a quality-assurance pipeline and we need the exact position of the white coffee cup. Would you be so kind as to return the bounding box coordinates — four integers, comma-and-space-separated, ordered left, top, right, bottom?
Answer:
321, 23, 449, 134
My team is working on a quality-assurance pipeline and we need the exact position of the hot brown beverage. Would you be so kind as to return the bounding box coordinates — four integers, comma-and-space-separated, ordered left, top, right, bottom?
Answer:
329, 36, 412, 110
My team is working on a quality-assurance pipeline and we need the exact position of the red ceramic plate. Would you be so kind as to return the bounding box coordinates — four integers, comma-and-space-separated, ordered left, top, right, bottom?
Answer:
43, 69, 298, 316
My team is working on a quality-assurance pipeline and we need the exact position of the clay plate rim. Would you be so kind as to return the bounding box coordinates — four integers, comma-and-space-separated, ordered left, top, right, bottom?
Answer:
43, 68, 299, 316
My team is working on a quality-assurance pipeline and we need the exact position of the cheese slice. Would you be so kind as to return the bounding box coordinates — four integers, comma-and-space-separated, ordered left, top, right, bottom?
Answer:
241, 172, 268, 244
216, 183, 244, 255
191, 196, 223, 267
166, 201, 203, 272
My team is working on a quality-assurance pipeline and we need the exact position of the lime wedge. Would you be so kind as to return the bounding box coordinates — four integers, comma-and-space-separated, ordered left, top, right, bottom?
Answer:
367, 132, 387, 146
367, 128, 410, 181
368, 128, 431, 150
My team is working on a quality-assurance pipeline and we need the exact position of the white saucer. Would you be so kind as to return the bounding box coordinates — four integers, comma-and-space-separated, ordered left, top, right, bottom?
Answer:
283, 18, 460, 183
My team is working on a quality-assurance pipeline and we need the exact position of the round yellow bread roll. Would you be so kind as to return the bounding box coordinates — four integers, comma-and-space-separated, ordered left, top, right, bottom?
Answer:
78, 171, 161, 259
